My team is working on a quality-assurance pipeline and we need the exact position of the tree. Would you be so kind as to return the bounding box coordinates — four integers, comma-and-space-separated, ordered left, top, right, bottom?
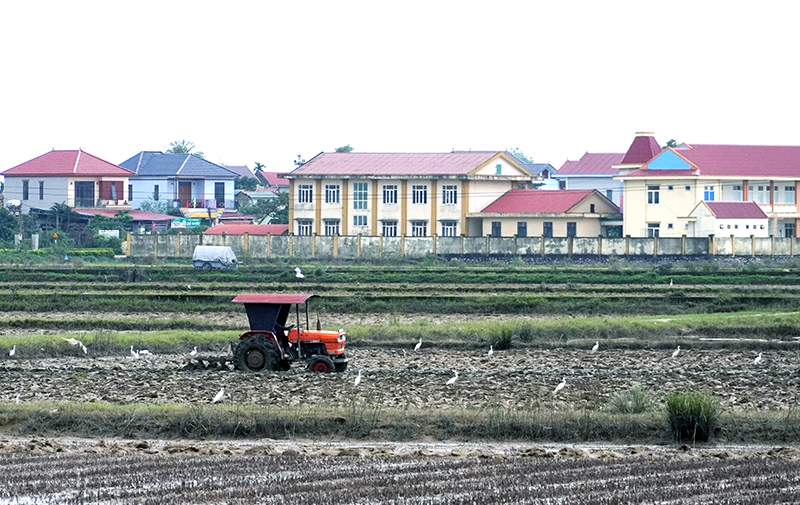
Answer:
50, 202, 80, 232
166, 140, 205, 159
234, 176, 259, 191
0, 208, 18, 243
240, 192, 288, 224
138, 195, 182, 216
335, 144, 354, 153
508, 147, 533, 164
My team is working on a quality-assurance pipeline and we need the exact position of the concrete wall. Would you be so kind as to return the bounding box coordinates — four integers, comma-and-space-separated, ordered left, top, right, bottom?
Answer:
127, 233, 800, 259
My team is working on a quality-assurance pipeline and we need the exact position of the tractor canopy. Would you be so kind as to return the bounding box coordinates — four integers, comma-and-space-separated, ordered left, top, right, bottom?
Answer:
232, 293, 318, 331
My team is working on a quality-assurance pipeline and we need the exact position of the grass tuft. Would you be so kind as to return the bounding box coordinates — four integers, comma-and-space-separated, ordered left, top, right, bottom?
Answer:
665, 391, 721, 443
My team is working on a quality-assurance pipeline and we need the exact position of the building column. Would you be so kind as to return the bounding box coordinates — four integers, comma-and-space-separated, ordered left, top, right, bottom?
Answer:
288, 180, 295, 234
314, 180, 322, 236
769, 179, 775, 212
341, 181, 349, 236
400, 180, 408, 236
430, 181, 437, 237
742, 180, 749, 201
371, 180, 379, 235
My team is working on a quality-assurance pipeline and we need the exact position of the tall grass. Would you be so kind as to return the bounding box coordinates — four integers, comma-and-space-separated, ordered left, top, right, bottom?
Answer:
665, 391, 721, 443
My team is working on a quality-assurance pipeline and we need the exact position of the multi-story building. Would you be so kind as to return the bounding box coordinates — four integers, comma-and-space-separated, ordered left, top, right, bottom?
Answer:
286, 151, 537, 237
618, 143, 800, 238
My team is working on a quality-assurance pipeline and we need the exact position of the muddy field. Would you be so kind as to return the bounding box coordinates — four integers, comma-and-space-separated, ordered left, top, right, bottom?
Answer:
2, 344, 798, 411
1, 439, 800, 504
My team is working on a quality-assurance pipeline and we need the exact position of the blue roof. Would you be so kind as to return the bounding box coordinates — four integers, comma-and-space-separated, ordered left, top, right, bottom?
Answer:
120, 152, 238, 179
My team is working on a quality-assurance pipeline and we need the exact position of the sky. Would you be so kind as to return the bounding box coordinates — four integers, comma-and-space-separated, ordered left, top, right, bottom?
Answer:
1, 1, 799, 174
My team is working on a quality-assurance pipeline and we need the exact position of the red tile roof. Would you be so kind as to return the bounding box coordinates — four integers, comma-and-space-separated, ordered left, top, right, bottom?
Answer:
556, 153, 625, 176
621, 133, 662, 164
625, 144, 800, 178
3, 150, 134, 177
480, 189, 596, 214
263, 171, 289, 186
703, 201, 768, 219
289, 152, 515, 176
204, 224, 289, 236
73, 209, 174, 221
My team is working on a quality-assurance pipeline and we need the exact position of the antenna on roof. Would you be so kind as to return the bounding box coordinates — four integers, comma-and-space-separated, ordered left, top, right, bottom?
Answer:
294, 155, 305, 167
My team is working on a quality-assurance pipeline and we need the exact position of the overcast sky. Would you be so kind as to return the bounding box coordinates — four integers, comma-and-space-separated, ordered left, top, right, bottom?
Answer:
1, 1, 798, 174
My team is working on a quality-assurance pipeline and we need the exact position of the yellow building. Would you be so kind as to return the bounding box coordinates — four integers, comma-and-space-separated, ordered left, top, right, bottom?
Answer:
618, 143, 800, 238
286, 151, 537, 237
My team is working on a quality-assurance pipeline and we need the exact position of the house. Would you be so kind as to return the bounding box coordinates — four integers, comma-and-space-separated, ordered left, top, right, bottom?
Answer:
224, 164, 258, 181
520, 162, 559, 190
617, 143, 800, 238
286, 151, 538, 237
687, 201, 768, 238
234, 188, 279, 209
2, 149, 133, 212
469, 189, 621, 237
120, 152, 238, 211
204, 223, 289, 236
554, 132, 662, 208
73, 209, 176, 233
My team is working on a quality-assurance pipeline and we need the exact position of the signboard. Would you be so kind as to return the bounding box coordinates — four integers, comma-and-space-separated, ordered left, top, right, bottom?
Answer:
171, 218, 203, 228
98, 230, 120, 238
181, 208, 218, 219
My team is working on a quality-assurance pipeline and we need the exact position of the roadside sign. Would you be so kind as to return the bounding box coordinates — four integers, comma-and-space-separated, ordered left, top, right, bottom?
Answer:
172, 218, 203, 228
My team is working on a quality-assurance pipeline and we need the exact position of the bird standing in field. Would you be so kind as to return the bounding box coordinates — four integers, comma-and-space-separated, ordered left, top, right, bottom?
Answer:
130, 346, 139, 359
139, 349, 151, 356
754, 352, 762, 365
446, 371, 459, 385
591, 341, 599, 353
8, 345, 15, 357
354, 369, 362, 386
64, 338, 87, 354
553, 378, 566, 394
190, 346, 198, 357
488, 345, 494, 357
414, 338, 422, 352
670, 279, 673, 286
672, 346, 681, 358
295, 267, 305, 279
212, 387, 226, 404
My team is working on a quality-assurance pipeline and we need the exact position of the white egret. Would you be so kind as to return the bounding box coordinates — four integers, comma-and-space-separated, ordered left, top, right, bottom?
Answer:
672, 346, 681, 358
488, 345, 494, 357
414, 338, 422, 352
553, 378, 566, 394
15, 393, 19, 404
446, 371, 459, 385
754, 352, 762, 365
9, 345, 15, 357
190, 346, 198, 357
591, 341, 599, 353
670, 279, 673, 286
354, 369, 362, 386
80, 343, 87, 354
212, 387, 225, 404
295, 267, 305, 279
139, 349, 151, 356
130, 346, 139, 359
64, 338, 87, 354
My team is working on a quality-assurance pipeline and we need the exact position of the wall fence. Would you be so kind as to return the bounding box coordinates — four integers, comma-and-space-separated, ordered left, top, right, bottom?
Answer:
125, 233, 800, 259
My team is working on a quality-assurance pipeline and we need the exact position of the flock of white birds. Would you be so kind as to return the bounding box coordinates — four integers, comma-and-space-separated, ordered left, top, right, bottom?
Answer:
5, 336, 768, 403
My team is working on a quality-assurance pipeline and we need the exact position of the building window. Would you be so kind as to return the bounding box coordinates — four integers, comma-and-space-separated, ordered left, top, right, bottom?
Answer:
411, 220, 427, 237
668, 185, 674, 190
353, 182, 368, 210
685, 185, 691, 191
353, 215, 367, 227
297, 220, 312, 236
784, 185, 795, 204
784, 222, 795, 237
517, 222, 527, 238
38, 181, 44, 200
491, 222, 501, 237
324, 184, 340, 204
214, 182, 225, 208
382, 220, 397, 237
298, 184, 313, 204
495, 164, 502, 175
647, 223, 660, 237
324, 219, 340, 236
647, 185, 660, 204
382, 184, 397, 205
412, 185, 427, 205
441, 221, 458, 237
442, 185, 457, 205
751, 185, 769, 204
22, 180, 29, 200
559, 180, 566, 190
128, 184, 133, 201
566, 222, 577, 237
667, 223, 674, 229
153, 184, 160, 201
590, 203, 596, 213
703, 185, 715, 201
543, 222, 553, 238
606, 190, 613, 200
733, 185, 743, 201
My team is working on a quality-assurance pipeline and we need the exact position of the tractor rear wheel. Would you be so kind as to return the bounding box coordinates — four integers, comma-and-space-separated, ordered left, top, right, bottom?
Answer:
234, 334, 280, 372
307, 355, 335, 373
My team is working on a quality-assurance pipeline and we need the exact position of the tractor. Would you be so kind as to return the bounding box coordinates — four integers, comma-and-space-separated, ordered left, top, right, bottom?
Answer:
231, 293, 348, 373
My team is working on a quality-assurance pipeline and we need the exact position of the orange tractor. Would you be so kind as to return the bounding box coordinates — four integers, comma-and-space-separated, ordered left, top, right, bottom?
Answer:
231, 293, 348, 373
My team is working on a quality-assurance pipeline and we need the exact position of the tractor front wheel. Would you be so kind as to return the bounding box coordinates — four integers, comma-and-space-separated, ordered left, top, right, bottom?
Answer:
307, 356, 335, 373
234, 335, 280, 372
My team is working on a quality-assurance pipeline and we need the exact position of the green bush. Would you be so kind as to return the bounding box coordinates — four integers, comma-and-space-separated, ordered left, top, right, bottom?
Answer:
603, 385, 655, 414
665, 391, 721, 443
